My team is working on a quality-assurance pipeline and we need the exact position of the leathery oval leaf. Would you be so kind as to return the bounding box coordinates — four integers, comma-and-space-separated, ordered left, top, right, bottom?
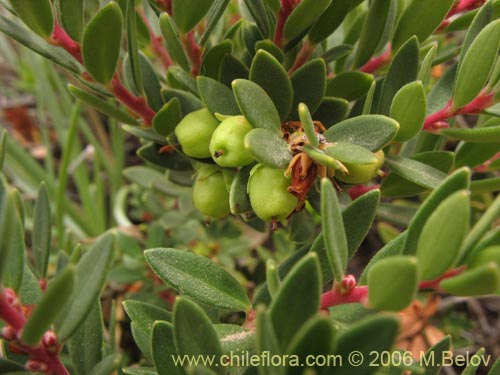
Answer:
229, 165, 253, 215
197, 76, 240, 116
152, 98, 182, 136
270, 253, 321, 350
440, 263, 500, 296
441, 124, 500, 143
152, 321, 183, 375
244, 128, 292, 169
283, 0, 332, 44
58, 0, 84, 41
9, 0, 54, 38
321, 178, 348, 282
144, 248, 250, 311
159, 13, 190, 72
384, 156, 447, 189
324, 142, 378, 165
172, 0, 215, 34
82, 2, 124, 84
417, 191, 470, 280
453, 20, 500, 109
173, 297, 224, 375
32, 183, 51, 278
326, 72, 374, 102
250, 50, 293, 120
21, 266, 75, 346
324, 115, 399, 152
290, 59, 327, 118
390, 81, 426, 142
232, 79, 281, 135
367, 256, 418, 311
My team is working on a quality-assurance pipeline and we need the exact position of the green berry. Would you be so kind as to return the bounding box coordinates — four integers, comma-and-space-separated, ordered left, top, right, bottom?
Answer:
209, 116, 255, 167
175, 108, 219, 158
336, 150, 385, 184
193, 169, 230, 219
248, 165, 298, 222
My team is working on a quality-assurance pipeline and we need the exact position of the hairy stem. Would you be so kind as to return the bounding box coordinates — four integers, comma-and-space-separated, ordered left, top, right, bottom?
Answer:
359, 44, 392, 74
139, 8, 173, 69
49, 22, 83, 64
181, 31, 202, 76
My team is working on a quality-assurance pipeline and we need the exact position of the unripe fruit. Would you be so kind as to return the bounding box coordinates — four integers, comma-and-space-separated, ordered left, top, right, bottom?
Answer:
248, 165, 298, 222
336, 150, 385, 184
209, 116, 254, 167
175, 108, 219, 158
193, 169, 230, 219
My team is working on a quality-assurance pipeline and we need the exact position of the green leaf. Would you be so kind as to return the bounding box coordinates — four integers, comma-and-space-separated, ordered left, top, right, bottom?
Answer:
152, 321, 183, 375
325, 142, 378, 165
459, 193, 500, 263
125, 52, 163, 111
353, 0, 394, 68
326, 72, 374, 102
250, 50, 293, 120
243, 0, 270, 38
417, 191, 470, 280
0, 186, 25, 292
197, 76, 240, 116
200, 40, 233, 79
9, 0, 53, 38
379, 36, 419, 115
441, 124, 500, 142
58, 0, 84, 41
0, 14, 83, 74
427, 64, 457, 114
123, 300, 172, 360
200, 0, 231, 46
126, 3, 143, 96
145, 248, 250, 311
385, 156, 447, 189
174, 297, 224, 374
321, 178, 348, 282
334, 316, 399, 375
360, 232, 407, 284
229, 165, 252, 215
0, 130, 6, 170
82, 2, 123, 84
21, 266, 74, 346
88, 354, 122, 375
67, 84, 139, 125
471, 177, 500, 194
159, 13, 190, 72
403, 168, 470, 255
322, 44, 353, 64
367, 256, 418, 311
390, 81, 426, 142
324, 115, 399, 152
290, 59, 326, 118
418, 44, 437, 86
18, 262, 42, 305
232, 79, 282, 135
392, 0, 454, 50
219, 54, 249, 86
303, 145, 340, 170
422, 336, 451, 375
215, 324, 254, 354
343, 189, 380, 259
313, 97, 349, 128
440, 263, 500, 295
153, 99, 182, 136
56, 232, 115, 342
266, 259, 281, 299
32, 183, 51, 278
161, 88, 203, 115
256, 308, 283, 375
461, 348, 487, 375
309, 0, 352, 44
270, 253, 321, 349
69, 303, 104, 375
285, 317, 335, 375
453, 20, 500, 109
283, 0, 331, 44
0, 359, 26, 373
298, 103, 319, 148
381, 152, 454, 197
488, 353, 500, 375
172, 0, 215, 34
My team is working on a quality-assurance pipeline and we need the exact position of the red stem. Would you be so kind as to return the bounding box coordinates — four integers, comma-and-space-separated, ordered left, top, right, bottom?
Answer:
273, 0, 300, 48
181, 32, 202, 76
418, 266, 466, 290
447, 0, 486, 17
289, 41, 315, 74
139, 8, 173, 70
359, 44, 392, 74
49, 23, 83, 64
0, 291, 69, 375
424, 91, 496, 130
347, 184, 381, 200
109, 75, 156, 125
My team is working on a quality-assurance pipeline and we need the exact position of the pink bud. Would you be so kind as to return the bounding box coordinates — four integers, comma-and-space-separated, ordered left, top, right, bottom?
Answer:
1, 326, 17, 341
43, 331, 58, 351
341, 274, 357, 292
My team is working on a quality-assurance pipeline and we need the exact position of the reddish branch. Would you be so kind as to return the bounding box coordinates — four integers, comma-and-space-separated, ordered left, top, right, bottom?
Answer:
347, 184, 381, 200
447, 0, 486, 17
49, 22, 83, 64
289, 41, 315, 74
138, 8, 173, 70
157, 0, 173, 14
274, 0, 301, 48
320, 267, 467, 310
0, 290, 70, 375
109, 75, 156, 125
181, 32, 202, 76
360, 44, 392, 74
424, 91, 496, 131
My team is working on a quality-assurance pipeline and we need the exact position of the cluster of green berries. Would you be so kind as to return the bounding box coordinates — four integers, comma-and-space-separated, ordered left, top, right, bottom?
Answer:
175, 108, 298, 222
